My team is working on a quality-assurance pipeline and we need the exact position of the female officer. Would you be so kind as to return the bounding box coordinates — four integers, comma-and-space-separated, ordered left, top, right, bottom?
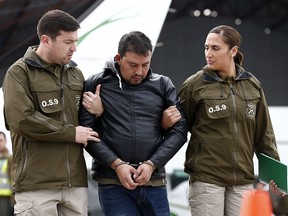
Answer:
179, 25, 280, 216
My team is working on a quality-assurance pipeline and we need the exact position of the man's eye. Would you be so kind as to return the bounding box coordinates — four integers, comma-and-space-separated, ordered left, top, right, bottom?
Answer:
64, 41, 74, 44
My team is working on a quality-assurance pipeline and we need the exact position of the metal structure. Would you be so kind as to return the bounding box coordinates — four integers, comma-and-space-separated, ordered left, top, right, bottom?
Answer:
0, 0, 288, 85
168, 0, 288, 34
0, 0, 99, 83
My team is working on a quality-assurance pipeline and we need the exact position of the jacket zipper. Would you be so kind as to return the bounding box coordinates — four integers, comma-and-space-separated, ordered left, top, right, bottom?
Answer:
22, 141, 29, 179
129, 87, 137, 162
230, 84, 239, 185
17, 140, 28, 186
61, 67, 71, 188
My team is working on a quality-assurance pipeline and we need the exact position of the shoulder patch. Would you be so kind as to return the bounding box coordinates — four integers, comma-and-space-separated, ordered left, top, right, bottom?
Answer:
246, 103, 256, 119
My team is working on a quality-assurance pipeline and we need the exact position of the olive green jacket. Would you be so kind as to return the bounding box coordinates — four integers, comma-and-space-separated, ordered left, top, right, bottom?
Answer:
3, 46, 87, 192
179, 64, 279, 186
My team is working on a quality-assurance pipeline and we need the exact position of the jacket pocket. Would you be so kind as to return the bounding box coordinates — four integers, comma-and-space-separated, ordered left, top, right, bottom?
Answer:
65, 82, 83, 91
185, 137, 201, 172
64, 82, 83, 111
236, 84, 260, 120
14, 140, 29, 187
203, 98, 230, 119
30, 83, 63, 114
199, 86, 231, 120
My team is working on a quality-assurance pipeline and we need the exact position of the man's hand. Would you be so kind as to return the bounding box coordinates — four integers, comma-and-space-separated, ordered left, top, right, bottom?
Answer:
112, 159, 139, 190
161, 105, 181, 129
132, 162, 155, 186
82, 84, 104, 117
75, 126, 100, 147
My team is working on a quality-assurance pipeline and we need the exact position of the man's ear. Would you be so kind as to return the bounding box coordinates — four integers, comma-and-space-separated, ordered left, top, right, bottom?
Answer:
40, 35, 50, 46
115, 54, 121, 62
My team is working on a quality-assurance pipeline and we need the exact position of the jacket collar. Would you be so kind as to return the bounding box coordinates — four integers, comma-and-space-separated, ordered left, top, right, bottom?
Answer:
203, 64, 253, 82
24, 46, 77, 69
103, 57, 153, 90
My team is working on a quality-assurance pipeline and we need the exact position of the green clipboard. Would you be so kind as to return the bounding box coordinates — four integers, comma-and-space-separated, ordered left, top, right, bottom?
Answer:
258, 153, 288, 194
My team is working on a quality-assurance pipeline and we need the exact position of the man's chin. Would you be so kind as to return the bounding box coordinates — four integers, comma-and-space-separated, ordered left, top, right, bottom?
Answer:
63, 60, 70, 65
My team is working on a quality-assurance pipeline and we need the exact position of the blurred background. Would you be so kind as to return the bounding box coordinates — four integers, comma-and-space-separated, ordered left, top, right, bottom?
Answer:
1, 0, 288, 105
1, 0, 287, 215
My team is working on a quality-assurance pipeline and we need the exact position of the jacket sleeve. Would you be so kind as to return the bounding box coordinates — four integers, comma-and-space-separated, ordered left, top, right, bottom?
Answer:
178, 74, 198, 133
149, 76, 188, 170
79, 75, 118, 167
254, 86, 280, 161
3, 64, 75, 142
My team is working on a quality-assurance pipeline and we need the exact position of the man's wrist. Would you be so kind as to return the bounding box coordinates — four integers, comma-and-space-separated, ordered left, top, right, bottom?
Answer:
143, 160, 156, 170
113, 161, 129, 171
95, 110, 103, 118
111, 158, 130, 171
110, 158, 121, 169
